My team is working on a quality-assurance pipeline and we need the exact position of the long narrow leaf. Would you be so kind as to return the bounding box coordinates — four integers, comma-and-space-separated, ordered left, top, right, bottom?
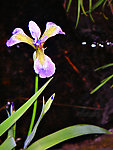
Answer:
26, 124, 110, 150
91, 0, 105, 12
95, 63, 113, 71
8, 103, 16, 140
90, 74, 113, 94
80, 0, 87, 16
66, 0, 72, 12
102, 0, 109, 20
0, 137, 16, 150
24, 94, 55, 149
89, 0, 95, 22
75, 0, 81, 29
0, 77, 53, 136
85, 0, 104, 14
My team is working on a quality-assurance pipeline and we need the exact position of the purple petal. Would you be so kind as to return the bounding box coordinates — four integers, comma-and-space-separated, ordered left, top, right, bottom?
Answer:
41, 22, 65, 43
6, 35, 22, 47
34, 54, 56, 78
6, 28, 35, 48
46, 22, 65, 35
12, 28, 25, 35
28, 21, 41, 45
6, 28, 26, 47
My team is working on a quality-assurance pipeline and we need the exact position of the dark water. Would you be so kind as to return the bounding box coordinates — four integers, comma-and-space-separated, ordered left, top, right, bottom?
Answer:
1, 0, 113, 149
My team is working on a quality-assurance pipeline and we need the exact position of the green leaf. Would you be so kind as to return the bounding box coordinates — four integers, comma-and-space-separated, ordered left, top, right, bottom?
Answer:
84, 0, 104, 14
43, 93, 55, 114
7, 103, 16, 140
91, 0, 105, 12
89, 0, 95, 22
0, 137, 16, 150
66, 0, 72, 12
26, 124, 110, 150
102, 0, 109, 20
95, 63, 113, 71
75, 0, 81, 29
24, 94, 55, 149
80, 0, 87, 16
0, 77, 53, 136
90, 74, 113, 94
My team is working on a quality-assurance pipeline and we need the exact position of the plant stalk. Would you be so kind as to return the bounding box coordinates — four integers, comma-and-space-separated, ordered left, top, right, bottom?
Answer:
27, 74, 38, 136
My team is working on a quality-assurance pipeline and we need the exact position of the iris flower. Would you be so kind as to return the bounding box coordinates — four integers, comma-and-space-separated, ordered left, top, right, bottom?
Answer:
6, 21, 65, 78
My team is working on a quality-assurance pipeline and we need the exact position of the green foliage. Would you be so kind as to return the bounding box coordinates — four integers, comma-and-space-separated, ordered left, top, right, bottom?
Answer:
91, 63, 113, 94
26, 124, 110, 150
90, 74, 113, 94
66, 0, 72, 12
24, 94, 55, 149
95, 63, 113, 71
1, 13, 112, 149
66, 0, 110, 28
0, 137, 16, 150
0, 77, 53, 136
0, 77, 110, 150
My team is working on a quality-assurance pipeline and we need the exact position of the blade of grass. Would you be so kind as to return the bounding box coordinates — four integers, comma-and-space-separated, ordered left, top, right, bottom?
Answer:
0, 77, 53, 136
75, 0, 81, 29
89, 0, 95, 22
91, 0, 105, 12
95, 63, 113, 71
8, 103, 16, 139
90, 74, 113, 94
7, 103, 16, 150
102, 0, 109, 19
26, 124, 110, 150
24, 94, 55, 149
66, 0, 72, 12
84, 0, 104, 14
0, 137, 16, 150
80, 0, 87, 16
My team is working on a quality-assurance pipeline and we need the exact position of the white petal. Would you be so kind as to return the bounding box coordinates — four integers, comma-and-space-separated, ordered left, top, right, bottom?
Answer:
41, 22, 65, 43
28, 21, 41, 43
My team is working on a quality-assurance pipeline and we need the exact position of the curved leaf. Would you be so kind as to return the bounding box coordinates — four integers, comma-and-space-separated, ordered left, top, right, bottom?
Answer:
90, 0, 105, 12
90, 74, 113, 94
75, 0, 81, 29
0, 137, 16, 150
26, 124, 110, 150
89, 0, 95, 22
102, 0, 109, 20
24, 94, 55, 149
80, 0, 87, 16
95, 63, 113, 71
66, 0, 72, 12
0, 77, 53, 136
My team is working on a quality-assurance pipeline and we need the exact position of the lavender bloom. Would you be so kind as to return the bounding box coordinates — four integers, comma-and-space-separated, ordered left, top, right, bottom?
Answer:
34, 54, 55, 78
6, 21, 65, 78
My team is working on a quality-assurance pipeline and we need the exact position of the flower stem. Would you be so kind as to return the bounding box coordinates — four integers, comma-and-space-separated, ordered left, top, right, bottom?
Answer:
27, 74, 38, 136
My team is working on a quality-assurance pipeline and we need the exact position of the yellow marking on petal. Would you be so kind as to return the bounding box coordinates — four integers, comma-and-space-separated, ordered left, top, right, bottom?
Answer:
36, 46, 45, 65
41, 26, 56, 39
15, 34, 35, 49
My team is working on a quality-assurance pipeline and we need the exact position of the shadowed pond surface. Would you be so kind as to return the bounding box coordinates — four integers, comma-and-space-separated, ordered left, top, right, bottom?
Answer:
1, 0, 113, 149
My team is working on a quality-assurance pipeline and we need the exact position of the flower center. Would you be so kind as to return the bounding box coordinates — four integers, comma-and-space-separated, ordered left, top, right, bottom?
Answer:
36, 44, 45, 65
